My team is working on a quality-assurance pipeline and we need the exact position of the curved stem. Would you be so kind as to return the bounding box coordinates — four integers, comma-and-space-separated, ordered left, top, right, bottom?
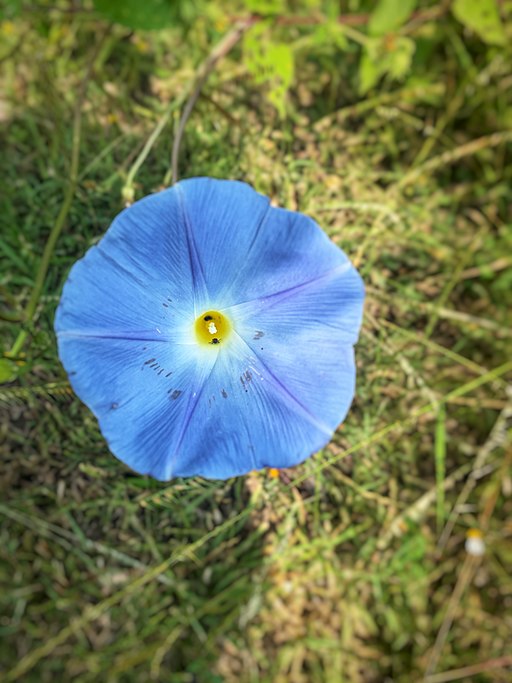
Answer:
6, 30, 108, 359
167, 17, 256, 186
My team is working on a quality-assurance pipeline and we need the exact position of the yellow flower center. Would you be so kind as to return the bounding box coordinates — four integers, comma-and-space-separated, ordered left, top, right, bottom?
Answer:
195, 310, 231, 346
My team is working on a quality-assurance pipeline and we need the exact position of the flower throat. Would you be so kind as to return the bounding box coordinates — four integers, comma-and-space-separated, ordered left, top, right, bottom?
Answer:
195, 310, 231, 346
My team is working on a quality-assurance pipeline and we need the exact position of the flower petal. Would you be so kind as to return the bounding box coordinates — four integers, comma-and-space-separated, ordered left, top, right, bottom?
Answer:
55, 178, 364, 480
57, 330, 326, 479
55, 188, 203, 339
58, 333, 217, 479
177, 178, 349, 307
155, 334, 338, 479
223, 263, 364, 435
174, 178, 271, 306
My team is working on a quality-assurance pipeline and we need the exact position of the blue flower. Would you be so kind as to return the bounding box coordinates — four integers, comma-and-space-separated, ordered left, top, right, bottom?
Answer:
55, 178, 364, 480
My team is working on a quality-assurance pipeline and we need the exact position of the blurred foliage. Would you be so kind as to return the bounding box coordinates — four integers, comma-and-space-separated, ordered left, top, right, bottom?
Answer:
0, 0, 23, 20
93, 0, 201, 30
452, 0, 506, 46
244, 21, 294, 117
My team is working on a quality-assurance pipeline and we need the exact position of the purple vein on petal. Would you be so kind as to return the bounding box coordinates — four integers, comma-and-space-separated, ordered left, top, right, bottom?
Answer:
225, 262, 354, 315
175, 183, 209, 310
243, 200, 273, 260
161, 352, 220, 480
57, 330, 175, 342
95, 244, 148, 288
234, 331, 333, 439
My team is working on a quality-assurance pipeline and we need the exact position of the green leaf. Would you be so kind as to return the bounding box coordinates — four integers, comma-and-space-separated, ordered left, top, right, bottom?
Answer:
245, 0, 285, 14
0, 0, 22, 20
0, 358, 18, 384
368, 0, 418, 37
244, 23, 294, 118
387, 37, 415, 79
93, 0, 181, 31
359, 36, 415, 94
452, 0, 506, 46
311, 22, 348, 51
359, 47, 383, 94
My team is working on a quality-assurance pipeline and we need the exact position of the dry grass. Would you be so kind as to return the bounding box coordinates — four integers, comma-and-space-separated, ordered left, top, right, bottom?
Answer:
1, 2, 511, 682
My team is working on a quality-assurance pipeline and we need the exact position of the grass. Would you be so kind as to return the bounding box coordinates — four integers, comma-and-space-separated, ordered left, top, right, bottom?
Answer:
1, 2, 512, 682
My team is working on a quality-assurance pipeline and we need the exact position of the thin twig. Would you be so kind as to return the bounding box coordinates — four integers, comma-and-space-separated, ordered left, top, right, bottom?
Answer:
424, 655, 512, 683
313, 83, 445, 130
229, 6, 447, 28
122, 99, 182, 204
398, 131, 512, 189
424, 220, 487, 339
293, 361, 512, 489
0, 505, 175, 587
378, 318, 492, 378
425, 435, 510, 679
376, 464, 471, 551
168, 18, 255, 186
326, 452, 394, 507
437, 394, 512, 550
363, 315, 439, 408
422, 256, 511, 287
423, 554, 482, 679
368, 286, 512, 338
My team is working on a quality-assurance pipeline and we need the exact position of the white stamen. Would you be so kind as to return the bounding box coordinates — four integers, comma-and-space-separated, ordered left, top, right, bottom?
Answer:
208, 322, 217, 335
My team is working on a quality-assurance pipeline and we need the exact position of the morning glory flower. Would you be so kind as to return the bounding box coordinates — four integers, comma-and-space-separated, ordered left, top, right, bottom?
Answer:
55, 178, 364, 480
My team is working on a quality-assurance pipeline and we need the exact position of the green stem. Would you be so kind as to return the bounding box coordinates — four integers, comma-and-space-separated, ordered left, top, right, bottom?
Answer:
7, 111, 81, 358
122, 98, 183, 204
167, 18, 255, 187
6, 32, 107, 359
